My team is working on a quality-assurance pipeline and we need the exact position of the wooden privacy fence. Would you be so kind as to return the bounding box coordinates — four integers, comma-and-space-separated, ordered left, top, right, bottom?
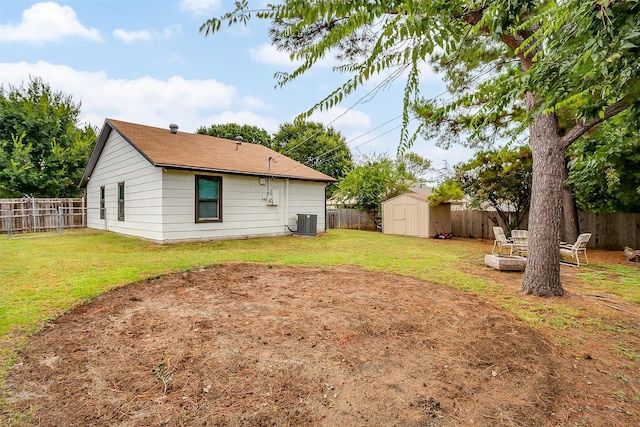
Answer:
327, 208, 377, 231
451, 210, 528, 241
0, 198, 85, 235
451, 210, 640, 249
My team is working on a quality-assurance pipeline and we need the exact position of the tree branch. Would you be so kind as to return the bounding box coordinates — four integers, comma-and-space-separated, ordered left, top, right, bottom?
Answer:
461, 7, 537, 67
560, 98, 632, 150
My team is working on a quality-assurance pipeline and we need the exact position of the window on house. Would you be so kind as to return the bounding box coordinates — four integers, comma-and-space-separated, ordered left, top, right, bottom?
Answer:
99, 186, 105, 219
195, 175, 221, 222
118, 182, 125, 221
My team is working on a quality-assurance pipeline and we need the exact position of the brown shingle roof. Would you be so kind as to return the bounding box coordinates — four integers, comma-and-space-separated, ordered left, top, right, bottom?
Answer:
81, 119, 336, 187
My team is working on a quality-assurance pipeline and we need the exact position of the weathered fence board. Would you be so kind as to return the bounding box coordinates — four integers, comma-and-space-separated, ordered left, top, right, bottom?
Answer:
577, 212, 640, 250
452, 210, 639, 249
451, 210, 530, 240
327, 208, 377, 231
0, 198, 85, 235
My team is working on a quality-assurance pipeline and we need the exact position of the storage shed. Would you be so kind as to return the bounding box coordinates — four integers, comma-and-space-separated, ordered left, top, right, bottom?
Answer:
381, 193, 452, 238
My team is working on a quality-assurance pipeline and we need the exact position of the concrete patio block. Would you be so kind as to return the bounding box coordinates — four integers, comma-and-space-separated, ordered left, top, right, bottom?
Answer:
485, 254, 526, 271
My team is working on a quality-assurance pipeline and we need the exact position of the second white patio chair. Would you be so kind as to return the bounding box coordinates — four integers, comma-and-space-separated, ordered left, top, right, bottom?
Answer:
560, 233, 592, 266
510, 230, 528, 257
492, 226, 516, 255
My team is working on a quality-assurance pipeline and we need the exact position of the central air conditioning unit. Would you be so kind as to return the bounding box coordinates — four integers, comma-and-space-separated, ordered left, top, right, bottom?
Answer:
297, 214, 317, 236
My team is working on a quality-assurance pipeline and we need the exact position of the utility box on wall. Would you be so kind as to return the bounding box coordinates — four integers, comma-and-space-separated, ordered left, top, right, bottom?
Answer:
297, 214, 317, 236
267, 189, 279, 206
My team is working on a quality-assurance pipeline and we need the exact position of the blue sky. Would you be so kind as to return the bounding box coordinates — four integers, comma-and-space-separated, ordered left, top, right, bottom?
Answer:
0, 0, 474, 175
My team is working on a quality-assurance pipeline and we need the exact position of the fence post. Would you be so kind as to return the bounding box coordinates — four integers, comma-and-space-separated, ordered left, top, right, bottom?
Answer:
30, 198, 34, 232
57, 206, 62, 234
5, 209, 12, 237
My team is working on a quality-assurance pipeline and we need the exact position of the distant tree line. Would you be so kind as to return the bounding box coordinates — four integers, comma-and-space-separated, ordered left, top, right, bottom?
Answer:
3, 78, 637, 227
0, 78, 96, 198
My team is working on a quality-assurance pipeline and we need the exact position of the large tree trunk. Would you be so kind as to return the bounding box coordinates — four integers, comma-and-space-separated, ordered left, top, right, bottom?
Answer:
522, 93, 565, 297
562, 160, 580, 244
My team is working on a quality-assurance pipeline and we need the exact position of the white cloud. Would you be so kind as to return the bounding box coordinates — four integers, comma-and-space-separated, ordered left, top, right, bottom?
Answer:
248, 43, 340, 69
113, 24, 182, 43
0, 2, 102, 44
179, 0, 221, 16
308, 107, 371, 131
0, 61, 243, 133
249, 44, 300, 68
113, 29, 154, 43
240, 95, 271, 111
167, 53, 186, 63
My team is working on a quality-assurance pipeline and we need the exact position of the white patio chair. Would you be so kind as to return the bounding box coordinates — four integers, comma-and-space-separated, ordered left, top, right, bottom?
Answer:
560, 233, 592, 266
492, 226, 516, 255
510, 230, 528, 257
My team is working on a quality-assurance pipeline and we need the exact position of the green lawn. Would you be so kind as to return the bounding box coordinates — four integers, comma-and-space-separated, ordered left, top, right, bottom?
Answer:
1, 228, 638, 406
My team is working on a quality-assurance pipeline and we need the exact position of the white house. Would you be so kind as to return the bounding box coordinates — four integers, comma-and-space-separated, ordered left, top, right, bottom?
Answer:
80, 119, 336, 243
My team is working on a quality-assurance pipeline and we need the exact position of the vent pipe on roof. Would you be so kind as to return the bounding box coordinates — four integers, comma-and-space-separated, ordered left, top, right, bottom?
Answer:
169, 124, 179, 134
235, 135, 243, 150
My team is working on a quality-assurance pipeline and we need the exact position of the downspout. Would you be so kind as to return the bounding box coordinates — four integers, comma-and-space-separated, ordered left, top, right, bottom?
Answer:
324, 183, 328, 232
82, 188, 86, 228
284, 178, 290, 233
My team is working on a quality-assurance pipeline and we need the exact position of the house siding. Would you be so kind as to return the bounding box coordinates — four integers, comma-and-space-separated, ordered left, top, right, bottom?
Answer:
288, 180, 327, 232
160, 172, 327, 242
85, 131, 163, 240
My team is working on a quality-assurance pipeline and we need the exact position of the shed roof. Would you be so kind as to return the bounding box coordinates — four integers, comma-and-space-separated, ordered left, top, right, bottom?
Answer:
80, 119, 336, 187
382, 192, 435, 205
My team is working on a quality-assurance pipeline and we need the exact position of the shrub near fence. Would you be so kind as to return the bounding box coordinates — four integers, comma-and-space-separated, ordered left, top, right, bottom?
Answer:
451, 210, 640, 250
0, 198, 85, 235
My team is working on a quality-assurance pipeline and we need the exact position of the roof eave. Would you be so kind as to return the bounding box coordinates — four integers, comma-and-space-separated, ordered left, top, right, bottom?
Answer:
80, 119, 337, 187
157, 164, 336, 183
79, 119, 111, 188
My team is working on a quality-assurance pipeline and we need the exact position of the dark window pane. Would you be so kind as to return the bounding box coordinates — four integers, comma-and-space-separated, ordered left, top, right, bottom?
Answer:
198, 179, 218, 199
199, 201, 218, 219
100, 187, 105, 219
118, 183, 125, 221
195, 175, 221, 222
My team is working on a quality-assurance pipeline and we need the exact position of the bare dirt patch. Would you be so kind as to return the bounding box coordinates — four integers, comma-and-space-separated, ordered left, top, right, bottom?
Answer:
5, 259, 640, 426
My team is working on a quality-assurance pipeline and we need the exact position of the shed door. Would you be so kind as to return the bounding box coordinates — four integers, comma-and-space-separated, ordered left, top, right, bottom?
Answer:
393, 205, 405, 234
405, 204, 419, 236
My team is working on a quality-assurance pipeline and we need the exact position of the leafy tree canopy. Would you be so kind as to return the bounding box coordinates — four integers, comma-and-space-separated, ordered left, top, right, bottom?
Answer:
335, 153, 413, 221
396, 152, 432, 183
197, 123, 272, 148
455, 145, 532, 230
428, 179, 464, 207
272, 121, 353, 195
202, 1, 639, 151
0, 77, 96, 198
567, 112, 640, 213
